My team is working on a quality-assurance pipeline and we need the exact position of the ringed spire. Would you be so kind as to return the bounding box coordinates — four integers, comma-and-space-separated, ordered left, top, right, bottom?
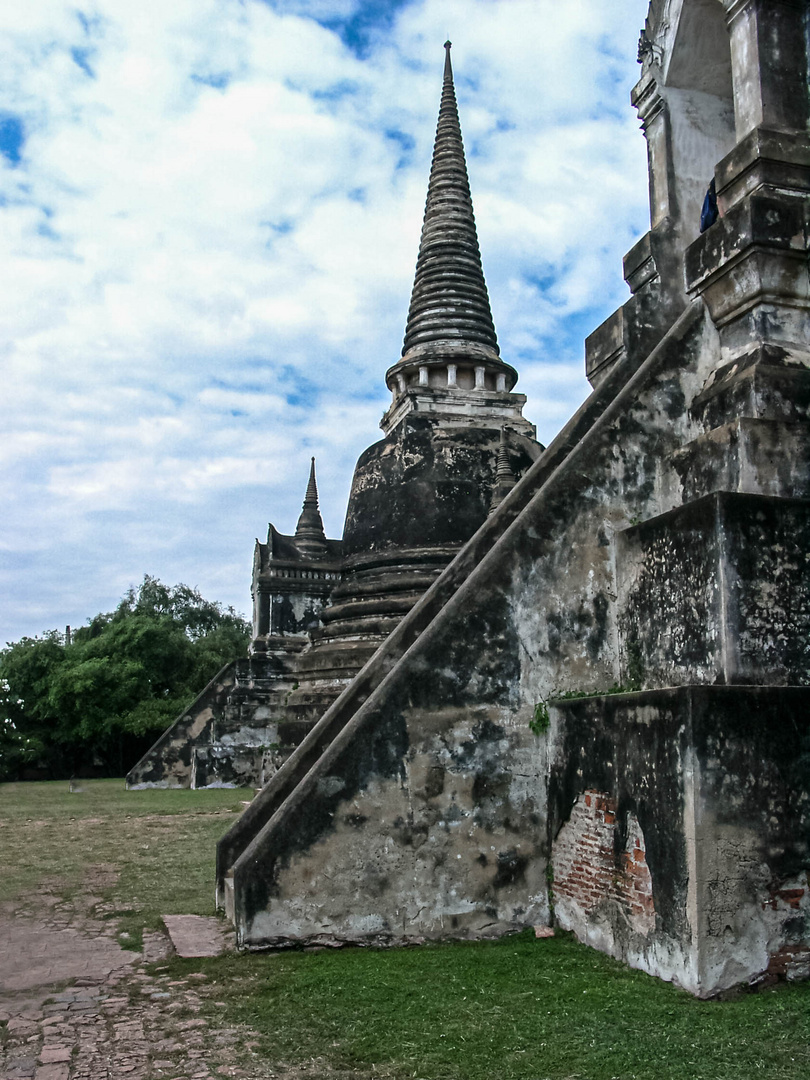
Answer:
294, 457, 327, 556
386, 42, 517, 405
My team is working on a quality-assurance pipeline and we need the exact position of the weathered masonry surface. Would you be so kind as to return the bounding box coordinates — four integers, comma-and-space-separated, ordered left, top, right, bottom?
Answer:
552, 791, 656, 941
550, 687, 810, 991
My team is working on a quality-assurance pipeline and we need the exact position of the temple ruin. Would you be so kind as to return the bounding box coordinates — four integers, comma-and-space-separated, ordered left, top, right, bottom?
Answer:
127, 41, 540, 792
132, 0, 810, 997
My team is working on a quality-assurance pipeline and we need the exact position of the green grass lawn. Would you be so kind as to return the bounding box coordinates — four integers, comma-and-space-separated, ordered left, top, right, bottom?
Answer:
182, 936, 810, 1080
3, 779, 809, 1080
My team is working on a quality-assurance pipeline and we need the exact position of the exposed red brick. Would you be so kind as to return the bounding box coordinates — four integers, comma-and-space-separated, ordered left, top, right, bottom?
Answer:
766, 944, 810, 981
552, 789, 655, 936
763, 886, 807, 912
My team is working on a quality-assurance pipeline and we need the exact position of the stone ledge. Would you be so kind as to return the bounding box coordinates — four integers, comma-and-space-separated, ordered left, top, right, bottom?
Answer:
161, 915, 235, 959
684, 191, 810, 337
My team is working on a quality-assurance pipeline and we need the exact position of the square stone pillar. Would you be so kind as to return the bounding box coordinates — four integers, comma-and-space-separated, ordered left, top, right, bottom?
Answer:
722, 0, 810, 139
632, 73, 677, 229
685, 1, 810, 367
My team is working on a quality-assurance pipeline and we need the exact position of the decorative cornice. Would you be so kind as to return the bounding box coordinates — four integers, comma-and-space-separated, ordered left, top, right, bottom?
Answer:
631, 71, 665, 129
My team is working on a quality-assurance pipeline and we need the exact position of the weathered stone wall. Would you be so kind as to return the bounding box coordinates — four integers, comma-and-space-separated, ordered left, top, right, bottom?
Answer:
231, 541, 551, 944
618, 494, 810, 687
236, 708, 547, 947
127, 654, 298, 790
690, 686, 810, 991
268, 585, 328, 636
505, 304, 713, 704
547, 690, 695, 988
549, 687, 810, 996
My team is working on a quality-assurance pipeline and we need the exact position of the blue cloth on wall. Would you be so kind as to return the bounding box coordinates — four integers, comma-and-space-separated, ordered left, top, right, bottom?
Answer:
700, 178, 718, 233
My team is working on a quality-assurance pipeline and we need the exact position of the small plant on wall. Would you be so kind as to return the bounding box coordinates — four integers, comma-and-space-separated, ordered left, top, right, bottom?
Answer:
529, 700, 551, 735
625, 637, 645, 691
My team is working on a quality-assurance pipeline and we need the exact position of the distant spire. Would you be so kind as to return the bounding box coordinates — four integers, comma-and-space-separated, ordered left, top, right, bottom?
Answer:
400, 41, 500, 363
294, 457, 327, 556
488, 430, 517, 514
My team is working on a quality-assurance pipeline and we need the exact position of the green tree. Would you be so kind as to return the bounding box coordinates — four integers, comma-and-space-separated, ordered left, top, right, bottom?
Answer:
0, 633, 66, 778
0, 675, 46, 778
0, 577, 250, 780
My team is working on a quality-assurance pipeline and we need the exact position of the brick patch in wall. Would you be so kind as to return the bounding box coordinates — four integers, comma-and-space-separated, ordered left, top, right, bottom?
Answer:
552, 789, 655, 936
763, 886, 806, 912
766, 944, 810, 982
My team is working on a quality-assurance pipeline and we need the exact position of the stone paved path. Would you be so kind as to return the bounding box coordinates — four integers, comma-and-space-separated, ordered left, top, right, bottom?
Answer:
0, 896, 267, 1080
0, 896, 387, 1080
0, 919, 135, 993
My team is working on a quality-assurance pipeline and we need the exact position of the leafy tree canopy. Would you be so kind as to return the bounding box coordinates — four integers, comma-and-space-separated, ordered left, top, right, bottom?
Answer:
0, 577, 250, 780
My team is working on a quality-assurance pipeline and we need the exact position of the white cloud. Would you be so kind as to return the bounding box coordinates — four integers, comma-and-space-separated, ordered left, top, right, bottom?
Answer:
0, 0, 652, 643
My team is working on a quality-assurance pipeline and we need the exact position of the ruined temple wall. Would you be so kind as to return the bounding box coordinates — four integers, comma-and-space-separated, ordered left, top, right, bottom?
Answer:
548, 692, 696, 990
221, 0, 810, 994
229, 304, 715, 943
126, 654, 297, 790
267, 586, 331, 637
237, 704, 548, 947
505, 304, 715, 704
549, 687, 810, 996
229, 291, 810, 993
618, 494, 810, 687
126, 663, 236, 788
215, 315, 660, 904
691, 687, 810, 991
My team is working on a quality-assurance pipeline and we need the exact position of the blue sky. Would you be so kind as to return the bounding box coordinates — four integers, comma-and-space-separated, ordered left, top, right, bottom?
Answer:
1, 0, 651, 643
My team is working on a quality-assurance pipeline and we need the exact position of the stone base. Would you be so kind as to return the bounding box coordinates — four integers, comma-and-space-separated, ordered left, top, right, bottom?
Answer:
550, 685, 810, 997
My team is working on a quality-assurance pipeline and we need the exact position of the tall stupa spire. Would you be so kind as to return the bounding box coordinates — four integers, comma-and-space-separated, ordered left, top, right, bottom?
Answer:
402, 40, 499, 359
294, 457, 327, 557
384, 43, 519, 428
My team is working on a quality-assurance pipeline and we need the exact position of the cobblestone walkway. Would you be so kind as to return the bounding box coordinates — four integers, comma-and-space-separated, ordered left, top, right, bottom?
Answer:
0, 897, 267, 1080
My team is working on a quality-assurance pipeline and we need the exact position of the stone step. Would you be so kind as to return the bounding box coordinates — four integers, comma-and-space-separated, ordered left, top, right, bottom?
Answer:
162, 915, 235, 957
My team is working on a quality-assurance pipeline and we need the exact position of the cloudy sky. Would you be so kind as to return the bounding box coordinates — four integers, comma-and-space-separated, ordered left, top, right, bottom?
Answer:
1, 0, 652, 644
